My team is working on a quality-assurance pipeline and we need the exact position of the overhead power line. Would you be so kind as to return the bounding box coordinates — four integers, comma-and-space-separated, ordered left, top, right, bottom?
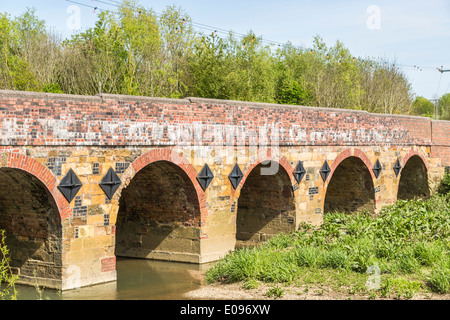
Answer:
64, 0, 448, 79
65, 0, 291, 49
66, 0, 104, 12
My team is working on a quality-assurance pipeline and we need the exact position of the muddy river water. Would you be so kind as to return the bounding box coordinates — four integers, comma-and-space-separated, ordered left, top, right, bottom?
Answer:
13, 258, 213, 300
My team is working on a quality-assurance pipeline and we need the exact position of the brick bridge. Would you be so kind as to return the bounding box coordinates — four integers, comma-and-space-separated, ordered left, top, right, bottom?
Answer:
1, 90, 449, 291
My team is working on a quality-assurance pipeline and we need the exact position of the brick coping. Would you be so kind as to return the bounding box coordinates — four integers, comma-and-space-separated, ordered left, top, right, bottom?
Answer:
0, 89, 442, 122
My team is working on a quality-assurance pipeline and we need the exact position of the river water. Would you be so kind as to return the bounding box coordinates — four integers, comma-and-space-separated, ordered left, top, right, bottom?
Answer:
12, 258, 214, 300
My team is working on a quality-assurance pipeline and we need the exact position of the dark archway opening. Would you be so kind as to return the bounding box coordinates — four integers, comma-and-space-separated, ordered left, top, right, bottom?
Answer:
115, 161, 201, 262
397, 155, 430, 200
236, 161, 295, 248
0, 168, 62, 288
324, 156, 375, 214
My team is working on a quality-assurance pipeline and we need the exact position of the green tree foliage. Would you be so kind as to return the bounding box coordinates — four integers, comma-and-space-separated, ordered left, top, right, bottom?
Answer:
188, 32, 230, 99
59, 1, 160, 95
412, 96, 435, 118
0, 10, 38, 90
274, 43, 313, 106
228, 32, 278, 103
0, 2, 422, 115
0, 8, 60, 92
157, 5, 195, 98
438, 93, 450, 120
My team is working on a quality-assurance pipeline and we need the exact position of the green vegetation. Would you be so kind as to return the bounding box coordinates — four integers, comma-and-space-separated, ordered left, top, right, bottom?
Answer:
1, 1, 449, 117
206, 175, 450, 299
265, 285, 285, 298
412, 95, 450, 120
412, 96, 435, 118
0, 230, 17, 300
437, 93, 450, 120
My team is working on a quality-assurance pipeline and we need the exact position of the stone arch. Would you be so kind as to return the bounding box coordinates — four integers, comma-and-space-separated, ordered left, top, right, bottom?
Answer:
114, 148, 205, 263
323, 149, 376, 214
0, 152, 67, 288
401, 149, 429, 171
235, 157, 296, 248
397, 151, 430, 200
235, 155, 296, 194
1, 152, 71, 219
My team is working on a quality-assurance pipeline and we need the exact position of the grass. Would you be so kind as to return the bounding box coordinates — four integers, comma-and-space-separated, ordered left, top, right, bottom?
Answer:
265, 286, 284, 298
205, 192, 450, 299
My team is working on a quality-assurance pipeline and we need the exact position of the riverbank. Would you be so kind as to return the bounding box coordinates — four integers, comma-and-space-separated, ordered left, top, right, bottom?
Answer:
183, 281, 450, 300
197, 193, 450, 301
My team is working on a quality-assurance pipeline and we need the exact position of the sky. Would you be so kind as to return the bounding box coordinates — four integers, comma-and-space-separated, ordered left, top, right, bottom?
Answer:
1, 0, 450, 100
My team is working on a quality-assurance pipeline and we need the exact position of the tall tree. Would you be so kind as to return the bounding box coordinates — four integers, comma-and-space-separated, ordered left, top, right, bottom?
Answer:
438, 93, 450, 120
412, 96, 435, 118
0, 1, 417, 116
188, 32, 230, 99
157, 5, 195, 98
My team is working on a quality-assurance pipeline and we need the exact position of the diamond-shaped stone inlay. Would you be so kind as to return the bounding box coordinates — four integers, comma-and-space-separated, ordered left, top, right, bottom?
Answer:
197, 164, 214, 191
373, 159, 382, 179
320, 160, 331, 182
393, 158, 402, 177
100, 167, 122, 200
293, 161, 306, 183
58, 168, 82, 203
228, 164, 244, 189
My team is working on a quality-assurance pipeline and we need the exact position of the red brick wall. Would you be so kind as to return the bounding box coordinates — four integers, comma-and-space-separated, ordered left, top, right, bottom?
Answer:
101, 257, 116, 273
0, 91, 437, 148
431, 120, 450, 166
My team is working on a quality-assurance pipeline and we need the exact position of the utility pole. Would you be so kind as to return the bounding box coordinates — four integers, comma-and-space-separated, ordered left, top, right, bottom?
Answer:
432, 67, 450, 119
430, 99, 439, 120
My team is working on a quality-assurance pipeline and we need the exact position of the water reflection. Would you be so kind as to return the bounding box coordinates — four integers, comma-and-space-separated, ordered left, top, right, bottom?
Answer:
12, 258, 213, 300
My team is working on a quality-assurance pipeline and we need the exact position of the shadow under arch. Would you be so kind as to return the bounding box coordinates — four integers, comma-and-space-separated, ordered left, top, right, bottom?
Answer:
235, 160, 296, 249
324, 155, 376, 214
0, 166, 63, 288
397, 154, 430, 200
115, 157, 203, 263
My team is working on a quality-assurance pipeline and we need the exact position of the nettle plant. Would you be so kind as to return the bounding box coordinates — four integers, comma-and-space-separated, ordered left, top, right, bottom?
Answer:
0, 230, 17, 300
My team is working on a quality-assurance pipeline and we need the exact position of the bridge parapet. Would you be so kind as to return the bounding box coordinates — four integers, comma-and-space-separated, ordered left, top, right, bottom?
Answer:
0, 90, 434, 147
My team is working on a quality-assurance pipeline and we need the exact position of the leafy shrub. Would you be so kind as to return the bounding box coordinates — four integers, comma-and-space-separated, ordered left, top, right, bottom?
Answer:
42, 83, 64, 93
0, 230, 17, 300
437, 173, 450, 195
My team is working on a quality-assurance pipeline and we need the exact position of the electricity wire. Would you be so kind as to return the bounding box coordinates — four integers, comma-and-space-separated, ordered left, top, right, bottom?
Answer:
445, 80, 450, 94
65, 0, 447, 77
66, 0, 300, 49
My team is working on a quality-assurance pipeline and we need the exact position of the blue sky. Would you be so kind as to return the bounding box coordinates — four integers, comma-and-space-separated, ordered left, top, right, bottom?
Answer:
2, 0, 450, 100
